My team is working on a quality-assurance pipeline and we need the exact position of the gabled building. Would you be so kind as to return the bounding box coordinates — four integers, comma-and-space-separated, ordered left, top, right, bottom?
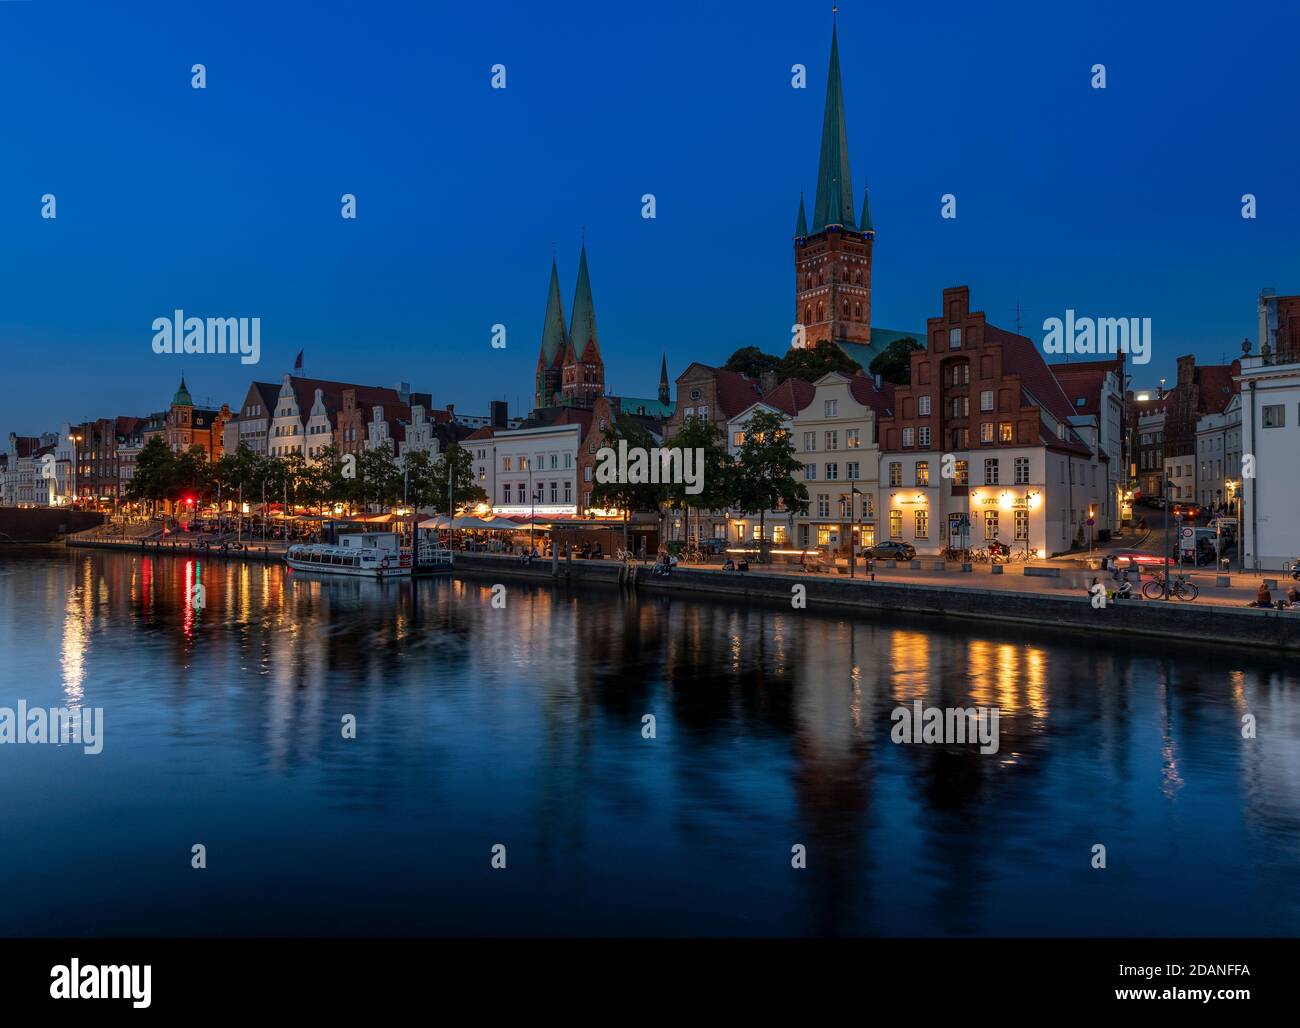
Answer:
877, 286, 1104, 557
790, 371, 893, 553
1050, 357, 1125, 530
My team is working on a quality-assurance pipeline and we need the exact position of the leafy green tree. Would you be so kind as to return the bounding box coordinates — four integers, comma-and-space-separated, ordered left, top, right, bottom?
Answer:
400, 449, 440, 510
662, 415, 732, 547
731, 409, 807, 560
779, 339, 861, 382
868, 336, 922, 385
126, 436, 175, 513
428, 443, 487, 515
590, 414, 667, 553
723, 345, 782, 379
357, 445, 401, 509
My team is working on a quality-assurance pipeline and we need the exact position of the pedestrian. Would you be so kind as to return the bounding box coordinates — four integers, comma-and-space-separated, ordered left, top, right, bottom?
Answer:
1256, 581, 1273, 609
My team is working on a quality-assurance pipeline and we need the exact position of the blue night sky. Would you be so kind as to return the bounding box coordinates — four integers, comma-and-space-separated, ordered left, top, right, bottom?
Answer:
1, 0, 1296, 432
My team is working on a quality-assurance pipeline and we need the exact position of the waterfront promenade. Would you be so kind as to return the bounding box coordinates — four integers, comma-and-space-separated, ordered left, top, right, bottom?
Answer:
62, 533, 1300, 651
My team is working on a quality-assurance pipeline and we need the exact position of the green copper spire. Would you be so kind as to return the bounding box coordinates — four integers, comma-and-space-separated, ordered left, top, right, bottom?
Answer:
171, 375, 193, 407
569, 243, 600, 358
539, 259, 568, 367
795, 193, 808, 237
860, 184, 873, 233
811, 26, 857, 233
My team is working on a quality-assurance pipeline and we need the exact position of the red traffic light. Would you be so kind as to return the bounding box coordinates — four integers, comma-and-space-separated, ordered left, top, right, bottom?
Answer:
185, 496, 195, 506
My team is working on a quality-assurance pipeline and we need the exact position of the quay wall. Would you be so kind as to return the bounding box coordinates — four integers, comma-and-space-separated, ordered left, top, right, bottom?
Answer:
451, 553, 1300, 652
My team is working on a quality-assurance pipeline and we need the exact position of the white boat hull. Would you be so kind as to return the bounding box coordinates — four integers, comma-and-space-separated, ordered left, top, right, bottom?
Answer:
285, 556, 411, 579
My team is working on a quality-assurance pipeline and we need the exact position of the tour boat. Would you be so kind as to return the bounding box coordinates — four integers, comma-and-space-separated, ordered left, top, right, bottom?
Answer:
285, 532, 412, 579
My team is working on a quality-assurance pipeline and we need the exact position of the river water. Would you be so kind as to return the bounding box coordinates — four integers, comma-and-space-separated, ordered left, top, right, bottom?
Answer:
1, 548, 1298, 937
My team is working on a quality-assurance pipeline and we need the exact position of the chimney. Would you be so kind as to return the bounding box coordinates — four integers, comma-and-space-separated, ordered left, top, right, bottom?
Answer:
758, 370, 778, 395
490, 400, 508, 429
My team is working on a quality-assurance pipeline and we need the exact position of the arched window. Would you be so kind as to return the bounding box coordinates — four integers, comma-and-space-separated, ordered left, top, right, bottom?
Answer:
818, 271, 824, 286
817, 303, 824, 321
842, 300, 850, 317
856, 271, 863, 284
805, 274, 812, 290
804, 305, 812, 324
854, 303, 862, 318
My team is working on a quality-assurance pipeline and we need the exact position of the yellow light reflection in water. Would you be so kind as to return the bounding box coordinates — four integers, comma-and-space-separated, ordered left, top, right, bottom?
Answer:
889, 630, 931, 703
60, 561, 90, 705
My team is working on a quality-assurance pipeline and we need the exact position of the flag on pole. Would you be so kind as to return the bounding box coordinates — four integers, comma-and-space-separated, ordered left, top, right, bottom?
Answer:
293, 349, 304, 372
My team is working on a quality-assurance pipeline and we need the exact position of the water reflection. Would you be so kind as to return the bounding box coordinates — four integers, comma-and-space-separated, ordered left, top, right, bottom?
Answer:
0, 548, 1297, 937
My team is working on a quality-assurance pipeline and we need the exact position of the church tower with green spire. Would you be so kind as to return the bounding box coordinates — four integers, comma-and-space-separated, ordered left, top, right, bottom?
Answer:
535, 259, 568, 409
560, 242, 606, 408
793, 23, 874, 349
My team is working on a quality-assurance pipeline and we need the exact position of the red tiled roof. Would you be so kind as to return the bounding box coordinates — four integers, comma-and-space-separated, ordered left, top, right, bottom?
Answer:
287, 376, 402, 425
1049, 358, 1119, 417
1196, 363, 1239, 415
12, 436, 42, 458
764, 377, 815, 414
712, 368, 765, 419
987, 326, 1093, 456
463, 426, 495, 441
848, 373, 895, 418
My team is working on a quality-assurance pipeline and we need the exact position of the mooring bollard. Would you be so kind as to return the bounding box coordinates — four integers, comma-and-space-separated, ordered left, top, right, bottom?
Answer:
961, 563, 973, 573
1215, 575, 1231, 588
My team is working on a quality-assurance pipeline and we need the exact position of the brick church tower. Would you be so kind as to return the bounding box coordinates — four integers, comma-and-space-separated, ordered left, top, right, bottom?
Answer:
534, 259, 567, 409
533, 244, 607, 410
793, 25, 874, 349
560, 243, 605, 408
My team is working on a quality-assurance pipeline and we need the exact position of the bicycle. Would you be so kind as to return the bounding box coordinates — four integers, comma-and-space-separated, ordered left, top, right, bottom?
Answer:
681, 545, 704, 564
1142, 573, 1199, 601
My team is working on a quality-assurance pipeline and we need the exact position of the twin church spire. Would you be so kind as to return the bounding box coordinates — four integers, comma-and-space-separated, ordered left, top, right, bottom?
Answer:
535, 243, 604, 410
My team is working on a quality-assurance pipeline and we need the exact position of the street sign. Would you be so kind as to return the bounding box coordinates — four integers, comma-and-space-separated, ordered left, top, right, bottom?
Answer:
1179, 526, 1196, 554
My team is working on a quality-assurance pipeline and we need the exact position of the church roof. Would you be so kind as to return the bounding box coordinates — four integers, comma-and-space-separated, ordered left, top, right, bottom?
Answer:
795, 194, 809, 237
832, 328, 924, 375
568, 244, 600, 360
811, 27, 857, 233
539, 259, 568, 369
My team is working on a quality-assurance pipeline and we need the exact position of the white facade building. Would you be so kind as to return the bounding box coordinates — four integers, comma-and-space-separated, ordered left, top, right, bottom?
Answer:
1238, 353, 1300, 569
1195, 393, 1242, 510
486, 423, 581, 516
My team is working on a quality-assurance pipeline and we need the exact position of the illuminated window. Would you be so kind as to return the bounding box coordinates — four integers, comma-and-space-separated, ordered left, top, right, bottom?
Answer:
915, 510, 928, 538
1014, 509, 1029, 540
890, 510, 903, 538
984, 509, 1000, 541
916, 461, 929, 486
999, 422, 1013, 443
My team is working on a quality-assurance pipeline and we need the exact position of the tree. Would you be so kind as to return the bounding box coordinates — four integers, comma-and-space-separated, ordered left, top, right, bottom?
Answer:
357, 445, 401, 509
778, 339, 861, 382
400, 449, 440, 510
731, 409, 807, 560
868, 336, 922, 385
126, 436, 175, 513
662, 415, 732, 548
590, 414, 667, 553
428, 443, 486, 515
723, 345, 782, 379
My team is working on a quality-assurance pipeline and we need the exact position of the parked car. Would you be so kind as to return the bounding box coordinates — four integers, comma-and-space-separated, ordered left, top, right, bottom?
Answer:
1105, 549, 1167, 573
870, 541, 916, 561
